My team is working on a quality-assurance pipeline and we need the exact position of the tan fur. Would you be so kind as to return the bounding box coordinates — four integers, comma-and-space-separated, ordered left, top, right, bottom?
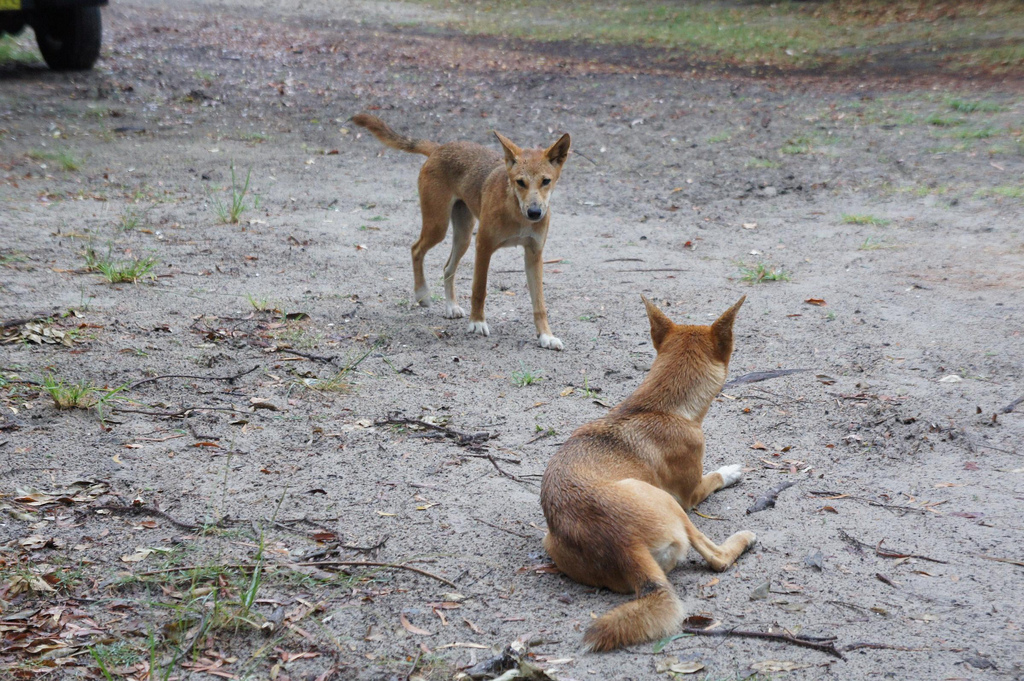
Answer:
540, 296, 756, 652
350, 114, 571, 350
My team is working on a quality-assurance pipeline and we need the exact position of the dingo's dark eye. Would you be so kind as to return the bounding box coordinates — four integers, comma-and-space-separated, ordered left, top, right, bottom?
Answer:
541, 178, 551, 186
516, 179, 527, 188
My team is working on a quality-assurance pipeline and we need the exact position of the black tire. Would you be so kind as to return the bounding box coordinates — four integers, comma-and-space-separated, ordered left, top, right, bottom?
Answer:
34, 7, 102, 71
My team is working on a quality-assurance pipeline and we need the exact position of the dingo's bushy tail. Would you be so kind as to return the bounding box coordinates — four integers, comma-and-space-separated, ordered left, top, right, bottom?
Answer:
582, 577, 685, 652
351, 114, 439, 156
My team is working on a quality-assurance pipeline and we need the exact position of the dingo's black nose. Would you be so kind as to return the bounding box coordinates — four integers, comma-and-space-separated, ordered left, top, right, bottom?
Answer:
527, 207, 543, 220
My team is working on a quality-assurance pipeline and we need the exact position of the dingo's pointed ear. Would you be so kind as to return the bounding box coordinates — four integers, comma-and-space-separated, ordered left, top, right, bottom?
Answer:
711, 296, 745, 360
545, 133, 571, 167
493, 131, 522, 168
641, 295, 673, 352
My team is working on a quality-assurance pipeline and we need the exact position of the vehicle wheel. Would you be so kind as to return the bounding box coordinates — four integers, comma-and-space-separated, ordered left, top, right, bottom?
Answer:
35, 7, 102, 71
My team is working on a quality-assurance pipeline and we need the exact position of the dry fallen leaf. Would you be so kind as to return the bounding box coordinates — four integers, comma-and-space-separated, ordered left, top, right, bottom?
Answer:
750, 660, 811, 673
400, 613, 433, 636
750, 441, 768, 450
804, 298, 827, 306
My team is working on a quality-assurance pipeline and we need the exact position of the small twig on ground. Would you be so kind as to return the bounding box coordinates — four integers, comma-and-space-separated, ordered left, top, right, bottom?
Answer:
341, 536, 391, 555
979, 553, 1024, 568
126, 365, 258, 392
88, 503, 201, 530
378, 414, 493, 447
406, 650, 423, 681
462, 452, 521, 464
483, 453, 526, 483
725, 368, 809, 388
276, 347, 338, 363
809, 490, 929, 515
842, 642, 928, 653
137, 560, 457, 588
838, 529, 948, 564
1000, 395, 1024, 414
679, 627, 845, 660
747, 480, 797, 514
473, 517, 533, 539
111, 406, 240, 417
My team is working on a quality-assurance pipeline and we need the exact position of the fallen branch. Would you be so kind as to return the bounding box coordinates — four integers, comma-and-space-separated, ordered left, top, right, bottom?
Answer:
378, 414, 493, 447
137, 560, 457, 588
979, 553, 1024, 568
747, 480, 797, 514
127, 365, 258, 392
838, 529, 948, 564
680, 627, 845, 660
89, 503, 201, 530
725, 368, 808, 388
1000, 395, 1024, 414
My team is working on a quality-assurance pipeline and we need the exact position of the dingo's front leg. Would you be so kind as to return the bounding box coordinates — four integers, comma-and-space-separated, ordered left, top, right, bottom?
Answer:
467, 238, 493, 337
524, 244, 561, 350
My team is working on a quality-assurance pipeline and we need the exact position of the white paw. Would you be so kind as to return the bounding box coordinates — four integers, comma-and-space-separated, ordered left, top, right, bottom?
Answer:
716, 464, 744, 488
443, 302, 465, 319
538, 334, 563, 351
467, 320, 490, 336
414, 287, 431, 307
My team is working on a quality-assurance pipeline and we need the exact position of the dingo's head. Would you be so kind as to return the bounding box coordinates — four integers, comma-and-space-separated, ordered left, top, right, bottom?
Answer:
494, 130, 571, 223
640, 295, 746, 419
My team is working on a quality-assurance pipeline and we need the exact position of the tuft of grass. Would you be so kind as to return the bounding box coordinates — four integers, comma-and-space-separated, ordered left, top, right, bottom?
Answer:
951, 127, 997, 140
738, 262, 790, 284
42, 375, 125, 415
97, 256, 158, 283
511, 362, 544, 387
707, 132, 731, 144
246, 293, 272, 311
28, 148, 82, 171
858, 236, 892, 251
210, 163, 257, 224
300, 343, 378, 393
841, 213, 890, 226
989, 186, 1024, 199
0, 34, 41, 64
746, 157, 780, 169
117, 205, 149, 232
926, 113, 966, 127
781, 135, 813, 155
947, 98, 1004, 114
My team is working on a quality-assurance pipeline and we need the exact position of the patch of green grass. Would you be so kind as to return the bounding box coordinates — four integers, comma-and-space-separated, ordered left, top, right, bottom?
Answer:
96, 255, 158, 283
209, 163, 257, 224
781, 135, 813, 155
947, 98, 1004, 114
511, 362, 543, 387
0, 34, 40, 64
238, 131, 270, 143
412, 0, 1024, 75
28, 148, 82, 171
841, 213, 890, 226
858, 236, 892, 251
117, 205, 149, 232
42, 374, 125, 415
746, 158, 780, 169
246, 293, 272, 311
707, 132, 731, 144
988, 186, 1024, 199
951, 127, 997, 140
738, 262, 790, 284
926, 113, 966, 127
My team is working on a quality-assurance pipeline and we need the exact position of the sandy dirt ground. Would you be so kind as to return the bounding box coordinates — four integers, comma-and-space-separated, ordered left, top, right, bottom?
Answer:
1, 2, 1023, 680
